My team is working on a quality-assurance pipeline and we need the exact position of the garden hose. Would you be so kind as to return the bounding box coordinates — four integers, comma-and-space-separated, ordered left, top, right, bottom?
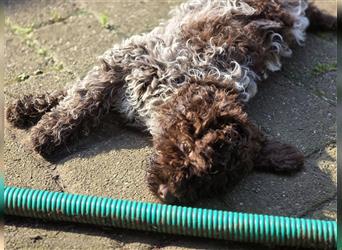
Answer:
4, 185, 336, 249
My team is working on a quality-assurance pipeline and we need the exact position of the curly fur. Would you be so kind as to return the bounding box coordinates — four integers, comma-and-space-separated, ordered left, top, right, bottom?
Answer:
6, 0, 335, 203
6, 90, 65, 129
147, 81, 265, 203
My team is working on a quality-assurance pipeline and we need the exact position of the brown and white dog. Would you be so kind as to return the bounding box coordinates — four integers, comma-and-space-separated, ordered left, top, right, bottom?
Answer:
6, 0, 336, 204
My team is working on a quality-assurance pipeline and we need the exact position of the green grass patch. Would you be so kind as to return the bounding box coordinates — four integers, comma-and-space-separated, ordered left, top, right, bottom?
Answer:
99, 13, 109, 28
98, 13, 116, 30
312, 62, 337, 76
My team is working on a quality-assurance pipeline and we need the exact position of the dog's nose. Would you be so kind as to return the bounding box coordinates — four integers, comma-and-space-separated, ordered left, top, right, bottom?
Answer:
158, 184, 176, 203
158, 184, 168, 199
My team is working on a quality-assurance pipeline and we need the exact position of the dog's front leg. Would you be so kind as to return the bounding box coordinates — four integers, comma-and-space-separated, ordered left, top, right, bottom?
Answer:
30, 63, 126, 156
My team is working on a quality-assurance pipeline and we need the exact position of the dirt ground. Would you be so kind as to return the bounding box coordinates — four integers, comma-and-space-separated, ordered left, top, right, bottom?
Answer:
4, 0, 337, 249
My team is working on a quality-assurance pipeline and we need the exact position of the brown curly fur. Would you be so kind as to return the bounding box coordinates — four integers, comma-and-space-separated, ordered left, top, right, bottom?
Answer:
254, 140, 305, 173
146, 80, 303, 203
6, 90, 66, 129
181, 0, 297, 74
29, 64, 127, 157
6, 0, 332, 203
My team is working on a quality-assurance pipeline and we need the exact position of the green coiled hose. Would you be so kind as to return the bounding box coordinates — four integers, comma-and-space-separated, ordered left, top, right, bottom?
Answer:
4, 186, 336, 249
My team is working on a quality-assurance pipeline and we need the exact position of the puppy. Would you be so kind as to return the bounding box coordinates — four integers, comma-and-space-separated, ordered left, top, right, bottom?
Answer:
6, 0, 335, 203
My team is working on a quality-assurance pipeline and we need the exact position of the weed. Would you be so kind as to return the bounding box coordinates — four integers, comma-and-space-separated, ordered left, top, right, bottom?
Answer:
312, 62, 337, 75
99, 13, 109, 28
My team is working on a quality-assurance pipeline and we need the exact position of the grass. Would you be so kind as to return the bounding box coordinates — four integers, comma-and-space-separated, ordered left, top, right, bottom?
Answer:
312, 62, 337, 76
99, 13, 109, 28
98, 13, 116, 30
6, 19, 51, 59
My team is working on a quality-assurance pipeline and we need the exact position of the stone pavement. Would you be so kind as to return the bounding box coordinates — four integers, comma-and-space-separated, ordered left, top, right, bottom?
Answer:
4, 0, 336, 249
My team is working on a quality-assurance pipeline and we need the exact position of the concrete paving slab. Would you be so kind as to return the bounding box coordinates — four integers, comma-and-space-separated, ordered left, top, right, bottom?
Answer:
5, 218, 120, 250
282, 34, 336, 104
56, 126, 155, 201
5, 0, 79, 28
4, 129, 60, 190
310, 71, 336, 105
160, 241, 266, 250
4, 32, 52, 85
220, 159, 336, 217
78, 0, 184, 38
4, 70, 76, 101
247, 75, 335, 156
32, 13, 120, 77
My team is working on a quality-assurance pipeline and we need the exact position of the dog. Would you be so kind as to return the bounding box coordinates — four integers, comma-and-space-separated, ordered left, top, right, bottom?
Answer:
6, 0, 336, 204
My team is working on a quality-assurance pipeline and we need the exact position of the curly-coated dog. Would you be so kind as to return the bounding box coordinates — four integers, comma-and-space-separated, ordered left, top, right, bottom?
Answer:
6, 0, 336, 204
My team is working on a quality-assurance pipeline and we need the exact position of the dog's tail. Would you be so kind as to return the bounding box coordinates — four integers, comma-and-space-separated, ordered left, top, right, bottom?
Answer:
306, 2, 336, 31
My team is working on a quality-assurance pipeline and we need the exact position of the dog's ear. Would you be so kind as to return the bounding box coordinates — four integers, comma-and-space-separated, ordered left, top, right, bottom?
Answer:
254, 140, 304, 173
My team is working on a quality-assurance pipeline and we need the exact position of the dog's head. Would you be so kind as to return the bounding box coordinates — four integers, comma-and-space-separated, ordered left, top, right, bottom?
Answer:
147, 82, 262, 204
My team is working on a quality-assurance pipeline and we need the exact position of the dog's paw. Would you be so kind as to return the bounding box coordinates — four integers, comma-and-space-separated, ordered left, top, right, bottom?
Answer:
6, 96, 37, 129
30, 126, 60, 157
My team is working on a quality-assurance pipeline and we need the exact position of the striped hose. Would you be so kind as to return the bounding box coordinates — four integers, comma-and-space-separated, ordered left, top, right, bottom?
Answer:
4, 186, 336, 249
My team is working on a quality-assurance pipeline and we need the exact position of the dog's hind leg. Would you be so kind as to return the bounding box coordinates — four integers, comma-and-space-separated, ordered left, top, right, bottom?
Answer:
253, 139, 304, 173
30, 64, 126, 157
6, 90, 66, 129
